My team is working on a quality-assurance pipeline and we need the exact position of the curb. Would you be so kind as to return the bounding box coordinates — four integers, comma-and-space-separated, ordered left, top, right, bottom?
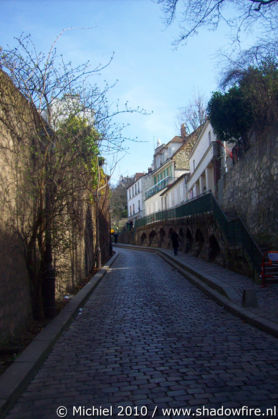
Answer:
0, 251, 119, 419
116, 244, 278, 339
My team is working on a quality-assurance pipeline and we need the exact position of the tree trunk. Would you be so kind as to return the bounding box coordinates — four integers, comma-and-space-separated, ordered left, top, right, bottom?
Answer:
42, 185, 56, 318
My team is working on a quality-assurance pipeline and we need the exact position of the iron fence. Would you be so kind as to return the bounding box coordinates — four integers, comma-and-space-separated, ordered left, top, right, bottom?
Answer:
135, 192, 263, 273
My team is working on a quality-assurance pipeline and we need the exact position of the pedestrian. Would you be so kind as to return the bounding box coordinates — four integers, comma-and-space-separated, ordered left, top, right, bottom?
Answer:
170, 230, 179, 256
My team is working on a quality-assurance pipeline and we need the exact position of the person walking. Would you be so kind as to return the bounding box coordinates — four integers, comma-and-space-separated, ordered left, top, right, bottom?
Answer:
170, 230, 179, 256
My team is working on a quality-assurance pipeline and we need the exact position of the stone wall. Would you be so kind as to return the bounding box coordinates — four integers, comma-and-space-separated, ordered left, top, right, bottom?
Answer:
0, 70, 111, 342
0, 70, 36, 342
131, 214, 254, 277
0, 230, 32, 343
99, 185, 112, 265
218, 125, 278, 249
45, 180, 111, 300
173, 125, 203, 170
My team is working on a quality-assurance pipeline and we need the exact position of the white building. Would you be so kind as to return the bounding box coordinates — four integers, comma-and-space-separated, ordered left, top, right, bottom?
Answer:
42, 94, 94, 129
144, 125, 200, 216
152, 131, 185, 171
187, 120, 219, 199
160, 173, 189, 210
127, 172, 152, 222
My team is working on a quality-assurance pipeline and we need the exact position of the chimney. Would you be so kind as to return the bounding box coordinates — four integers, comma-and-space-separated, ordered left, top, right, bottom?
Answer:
148, 167, 152, 173
181, 123, 187, 139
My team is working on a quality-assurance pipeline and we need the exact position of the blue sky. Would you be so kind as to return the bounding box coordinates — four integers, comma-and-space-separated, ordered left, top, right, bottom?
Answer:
0, 0, 256, 184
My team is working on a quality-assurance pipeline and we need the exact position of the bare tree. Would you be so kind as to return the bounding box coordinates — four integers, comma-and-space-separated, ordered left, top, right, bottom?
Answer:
157, 0, 278, 44
177, 93, 207, 133
0, 33, 145, 319
219, 38, 278, 89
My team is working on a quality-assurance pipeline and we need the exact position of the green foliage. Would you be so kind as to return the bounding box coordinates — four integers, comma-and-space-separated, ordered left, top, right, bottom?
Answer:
239, 59, 278, 130
208, 88, 253, 142
110, 176, 133, 224
58, 114, 99, 156
208, 59, 278, 143
57, 114, 101, 189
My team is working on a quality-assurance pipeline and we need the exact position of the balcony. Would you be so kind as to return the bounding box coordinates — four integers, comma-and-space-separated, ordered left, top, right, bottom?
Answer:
145, 176, 174, 200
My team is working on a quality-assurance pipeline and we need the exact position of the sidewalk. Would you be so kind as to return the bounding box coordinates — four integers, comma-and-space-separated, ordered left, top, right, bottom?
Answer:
0, 252, 119, 418
115, 243, 278, 337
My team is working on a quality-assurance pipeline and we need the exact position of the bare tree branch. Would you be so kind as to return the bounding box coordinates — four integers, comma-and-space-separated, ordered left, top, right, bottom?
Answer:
157, 0, 278, 45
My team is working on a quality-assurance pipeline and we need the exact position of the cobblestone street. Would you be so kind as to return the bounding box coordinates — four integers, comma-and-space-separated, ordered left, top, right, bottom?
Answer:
5, 248, 278, 418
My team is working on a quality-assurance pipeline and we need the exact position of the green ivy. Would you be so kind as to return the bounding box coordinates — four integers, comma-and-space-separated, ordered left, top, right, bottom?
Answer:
208, 59, 278, 143
208, 88, 253, 143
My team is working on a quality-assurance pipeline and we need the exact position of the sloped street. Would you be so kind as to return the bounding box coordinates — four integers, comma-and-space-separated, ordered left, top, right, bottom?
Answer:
5, 248, 278, 419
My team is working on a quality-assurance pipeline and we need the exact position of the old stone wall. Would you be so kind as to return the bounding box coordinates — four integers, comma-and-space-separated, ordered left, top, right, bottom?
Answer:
54, 182, 111, 299
0, 230, 32, 343
99, 184, 112, 265
218, 125, 278, 249
0, 70, 35, 342
53, 199, 94, 298
0, 69, 111, 342
173, 125, 203, 170
130, 214, 253, 277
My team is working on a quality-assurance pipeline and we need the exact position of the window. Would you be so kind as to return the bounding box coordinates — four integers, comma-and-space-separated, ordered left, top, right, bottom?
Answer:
133, 203, 135, 214
138, 183, 140, 193
135, 183, 137, 195
193, 160, 196, 171
138, 200, 140, 212
130, 205, 132, 216
208, 131, 211, 144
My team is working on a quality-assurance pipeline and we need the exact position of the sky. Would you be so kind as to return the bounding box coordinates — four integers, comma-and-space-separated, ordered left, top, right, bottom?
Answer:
0, 0, 258, 184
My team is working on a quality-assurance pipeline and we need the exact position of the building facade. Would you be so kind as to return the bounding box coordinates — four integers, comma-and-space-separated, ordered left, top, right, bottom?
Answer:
187, 120, 219, 199
144, 125, 202, 215
127, 172, 152, 222
160, 173, 189, 210
127, 122, 226, 220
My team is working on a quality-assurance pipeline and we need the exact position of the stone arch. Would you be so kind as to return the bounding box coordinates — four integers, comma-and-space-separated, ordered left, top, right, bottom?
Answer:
168, 228, 179, 251
194, 229, 204, 256
179, 228, 184, 248
185, 228, 193, 253
177, 227, 185, 251
141, 232, 147, 245
166, 227, 172, 249
208, 234, 220, 261
168, 227, 178, 238
159, 228, 166, 247
149, 230, 157, 246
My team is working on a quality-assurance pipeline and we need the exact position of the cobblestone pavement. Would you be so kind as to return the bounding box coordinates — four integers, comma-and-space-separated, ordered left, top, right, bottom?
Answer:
5, 248, 278, 419
160, 248, 278, 324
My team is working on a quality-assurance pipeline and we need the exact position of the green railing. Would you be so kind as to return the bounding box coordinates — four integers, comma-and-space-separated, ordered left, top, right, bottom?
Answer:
135, 193, 212, 228
135, 192, 263, 273
145, 176, 174, 200
210, 194, 262, 273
